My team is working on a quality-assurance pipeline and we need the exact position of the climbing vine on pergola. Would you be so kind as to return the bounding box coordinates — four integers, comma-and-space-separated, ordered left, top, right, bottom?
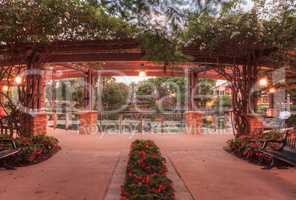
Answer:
183, 1, 296, 135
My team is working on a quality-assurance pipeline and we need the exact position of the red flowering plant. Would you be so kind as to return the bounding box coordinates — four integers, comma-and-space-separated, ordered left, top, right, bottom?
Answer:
121, 140, 175, 200
226, 130, 284, 166
0, 135, 61, 166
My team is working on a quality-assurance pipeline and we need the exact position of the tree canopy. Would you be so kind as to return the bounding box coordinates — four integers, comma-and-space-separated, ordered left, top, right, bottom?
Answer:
0, 0, 136, 44
183, 0, 296, 66
0, 0, 295, 66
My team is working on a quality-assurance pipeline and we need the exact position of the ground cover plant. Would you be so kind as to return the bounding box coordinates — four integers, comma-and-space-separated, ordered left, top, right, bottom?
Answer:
0, 134, 61, 167
121, 139, 174, 200
225, 130, 285, 166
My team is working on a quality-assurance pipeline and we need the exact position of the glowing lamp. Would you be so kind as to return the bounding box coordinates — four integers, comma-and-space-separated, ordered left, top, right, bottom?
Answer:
2, 85, 8, 92
170, 93, 176, 97
269, 87, 276, 94
259, 78, 268, 87
15, 76, 22, 85
139, 71, 146, 77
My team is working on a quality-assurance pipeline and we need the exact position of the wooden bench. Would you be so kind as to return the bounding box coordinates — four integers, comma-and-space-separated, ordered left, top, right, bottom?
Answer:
260, 128, 296, 169
0, 139, 20, 169
0, 114, 22, 137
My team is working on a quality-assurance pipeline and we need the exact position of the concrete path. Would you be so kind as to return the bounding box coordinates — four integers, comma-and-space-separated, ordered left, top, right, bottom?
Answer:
0, 150, 119, 200
0, 129, 295, 200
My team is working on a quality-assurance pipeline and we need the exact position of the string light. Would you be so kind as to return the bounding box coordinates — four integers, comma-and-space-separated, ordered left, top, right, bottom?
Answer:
2, 85, 8, 92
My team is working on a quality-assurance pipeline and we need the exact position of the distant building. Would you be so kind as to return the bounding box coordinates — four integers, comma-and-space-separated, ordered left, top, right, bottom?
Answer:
212, 81, 231, 97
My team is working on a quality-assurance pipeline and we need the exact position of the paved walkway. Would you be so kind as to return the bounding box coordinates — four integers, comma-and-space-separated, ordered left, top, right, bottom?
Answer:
0, 128, 295, 200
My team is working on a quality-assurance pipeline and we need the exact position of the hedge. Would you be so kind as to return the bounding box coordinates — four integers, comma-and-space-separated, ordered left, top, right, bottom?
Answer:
121, 140, 175, 200
0, 135, 61, 167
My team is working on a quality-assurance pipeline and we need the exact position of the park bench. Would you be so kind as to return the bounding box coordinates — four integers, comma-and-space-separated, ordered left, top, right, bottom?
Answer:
0, 138, 20, 169
260, 128, 296, 169
0, 113, 23, 137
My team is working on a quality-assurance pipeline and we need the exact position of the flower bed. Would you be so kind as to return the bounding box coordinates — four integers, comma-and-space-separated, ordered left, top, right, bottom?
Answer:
0, 135, 61, 166
225, 131, 283, 165
121, 140, 175, 200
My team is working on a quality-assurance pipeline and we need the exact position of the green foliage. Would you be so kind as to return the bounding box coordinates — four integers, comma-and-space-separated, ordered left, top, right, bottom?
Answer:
102, 78, 129, 111
14, 135, 61, 165
136, 77, 186, 111
225, 131, 284, 166
289, 89, 296, 107
140, 32, 187, 62
1, 0, 295, 65
214, 95, 232, 108
183, 0, 296, 65
195, 79, 216, 108
121, 140, 174, 200
287, 114, 296, 129
0, 0, 135, 44
0, 135, 61, 167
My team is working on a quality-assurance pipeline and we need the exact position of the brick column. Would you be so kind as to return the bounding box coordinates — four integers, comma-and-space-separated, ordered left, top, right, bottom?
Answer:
248, 115, 264, 135
79, 111, 98, 135
185, 111, 203, 135
22, 70, 48, 136
22, 113, 48, 136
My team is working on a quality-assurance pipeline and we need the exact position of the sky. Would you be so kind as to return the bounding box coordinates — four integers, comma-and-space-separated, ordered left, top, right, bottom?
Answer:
115, 76, 151, 84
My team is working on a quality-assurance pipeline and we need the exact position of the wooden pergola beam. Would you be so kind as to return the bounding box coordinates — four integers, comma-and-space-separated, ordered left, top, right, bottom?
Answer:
0, 39, 285, 67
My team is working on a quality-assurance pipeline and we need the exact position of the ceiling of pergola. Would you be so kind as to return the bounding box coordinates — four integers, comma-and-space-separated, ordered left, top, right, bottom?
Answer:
42, 61, 227, 80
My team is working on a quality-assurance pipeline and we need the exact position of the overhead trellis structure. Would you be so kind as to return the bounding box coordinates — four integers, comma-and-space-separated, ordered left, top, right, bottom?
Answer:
1, 39, 291, 67
0, 38, 295, 136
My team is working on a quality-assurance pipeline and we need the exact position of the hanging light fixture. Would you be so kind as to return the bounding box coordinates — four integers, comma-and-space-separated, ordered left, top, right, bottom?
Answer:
269, 87, 276, 94
2, 85, 8, 92
259, 77, 268, 87
170, 92, 176, 97
139, 71, 146, 77
15, 76, 22, 85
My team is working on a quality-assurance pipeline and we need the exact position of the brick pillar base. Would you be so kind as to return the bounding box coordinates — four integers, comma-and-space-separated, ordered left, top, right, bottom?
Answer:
79, 111, 98, 135
23, 113, 48, 136
248, 115, 264, 135
185, 111, 203, 135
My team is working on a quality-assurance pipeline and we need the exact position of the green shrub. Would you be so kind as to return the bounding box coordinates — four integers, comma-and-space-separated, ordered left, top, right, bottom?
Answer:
225, 131, 285, 166
0, 135, 61, 166
121, 140, 175, 200
286, 114, 296, 129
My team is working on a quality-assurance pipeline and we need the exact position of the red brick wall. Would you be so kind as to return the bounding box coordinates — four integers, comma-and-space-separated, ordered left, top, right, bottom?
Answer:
23, 113, 48, 136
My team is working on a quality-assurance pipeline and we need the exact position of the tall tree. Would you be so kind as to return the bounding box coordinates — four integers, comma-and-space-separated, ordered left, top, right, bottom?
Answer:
183, 0, 296, 135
